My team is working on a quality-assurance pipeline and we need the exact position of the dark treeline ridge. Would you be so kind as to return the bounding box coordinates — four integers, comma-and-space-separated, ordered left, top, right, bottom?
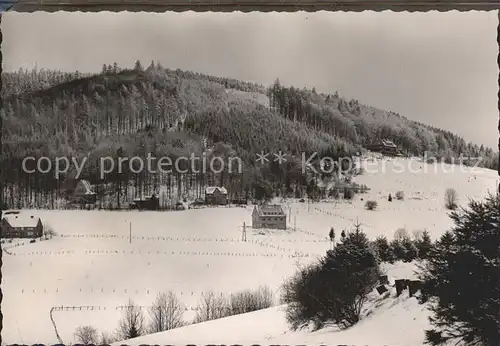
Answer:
1, 61, 497, 209
267, 79, 497, 163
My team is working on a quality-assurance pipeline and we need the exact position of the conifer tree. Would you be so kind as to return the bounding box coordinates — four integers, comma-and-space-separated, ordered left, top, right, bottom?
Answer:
319, 222, 381, 328
134, 60, 143, 72
282, 222, 381, 331
415, 230, 433, 259
417, 193, 500, 346
373, 235, 395, 263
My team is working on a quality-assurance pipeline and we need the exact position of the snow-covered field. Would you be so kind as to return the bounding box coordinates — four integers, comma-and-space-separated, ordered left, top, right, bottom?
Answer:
116, 262, 431, 346
2, 158, 498, 345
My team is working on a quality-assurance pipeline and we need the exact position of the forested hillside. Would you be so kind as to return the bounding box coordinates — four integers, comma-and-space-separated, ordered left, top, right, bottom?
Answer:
1, 61, 497, 209
267, 80, 497, 164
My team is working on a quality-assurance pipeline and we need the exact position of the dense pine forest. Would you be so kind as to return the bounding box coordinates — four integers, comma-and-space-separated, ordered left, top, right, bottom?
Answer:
1, 61, 498, 210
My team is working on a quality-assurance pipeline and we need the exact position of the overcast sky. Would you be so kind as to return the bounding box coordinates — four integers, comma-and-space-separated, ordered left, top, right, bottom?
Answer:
2, 11, 498, 149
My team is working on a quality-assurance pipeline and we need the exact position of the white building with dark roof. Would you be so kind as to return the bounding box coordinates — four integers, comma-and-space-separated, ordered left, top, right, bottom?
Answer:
252, 204, 287, 230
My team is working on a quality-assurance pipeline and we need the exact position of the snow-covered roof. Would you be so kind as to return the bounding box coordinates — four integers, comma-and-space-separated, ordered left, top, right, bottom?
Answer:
3, 214, 41, 228
255, 204, 285, 216
2, 210, 20, 216
368, 139, 397, 149
381, 139, 397, 148
205, 187, 228, 195
76, 180, 96, 195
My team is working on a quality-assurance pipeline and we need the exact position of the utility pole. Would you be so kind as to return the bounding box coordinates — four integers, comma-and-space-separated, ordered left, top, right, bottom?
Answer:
129, 221, 132, 244
241, 222, 247, 242
294, 215, 296, 232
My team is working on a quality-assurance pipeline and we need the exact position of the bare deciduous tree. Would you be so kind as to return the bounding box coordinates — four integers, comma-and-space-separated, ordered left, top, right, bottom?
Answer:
148, 291, 185, 333
116, 299, 146, 341
100, 331, 116, 345
444, 188, 458, 210
412, 229, 424, 241
394, 227, 410, 241
74, 325, 98, 345
43, 224, 57, 240
228, 285, 274, 316
193, 291, 229, 323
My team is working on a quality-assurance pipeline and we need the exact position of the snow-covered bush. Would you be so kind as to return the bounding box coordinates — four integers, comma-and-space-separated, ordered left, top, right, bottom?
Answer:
365, 200, 378, 210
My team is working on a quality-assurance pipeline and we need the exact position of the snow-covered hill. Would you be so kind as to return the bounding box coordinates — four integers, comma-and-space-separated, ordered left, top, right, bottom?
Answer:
115, 262, 430, 346
3, 158, 497, 344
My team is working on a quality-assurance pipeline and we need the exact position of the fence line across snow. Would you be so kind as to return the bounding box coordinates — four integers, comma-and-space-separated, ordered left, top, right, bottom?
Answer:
11, 249, 315, 258
58, 233, 329, 243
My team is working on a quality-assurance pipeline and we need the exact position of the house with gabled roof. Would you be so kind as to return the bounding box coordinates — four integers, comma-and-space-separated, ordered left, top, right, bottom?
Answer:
1, 214, 43, 238
252, 204, 287, 230
367, 138, 399, 156
73, 179, 97, 204
205, 186, 228, 205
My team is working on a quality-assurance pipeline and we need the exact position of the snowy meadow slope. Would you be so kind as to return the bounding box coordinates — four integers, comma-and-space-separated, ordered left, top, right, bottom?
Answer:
116, 262, 431, 346
2, 158, 498, 344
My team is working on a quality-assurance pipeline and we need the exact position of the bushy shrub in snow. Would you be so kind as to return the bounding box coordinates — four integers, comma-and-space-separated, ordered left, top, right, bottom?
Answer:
281, 223, 381, 331
365, 200, 378, 210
